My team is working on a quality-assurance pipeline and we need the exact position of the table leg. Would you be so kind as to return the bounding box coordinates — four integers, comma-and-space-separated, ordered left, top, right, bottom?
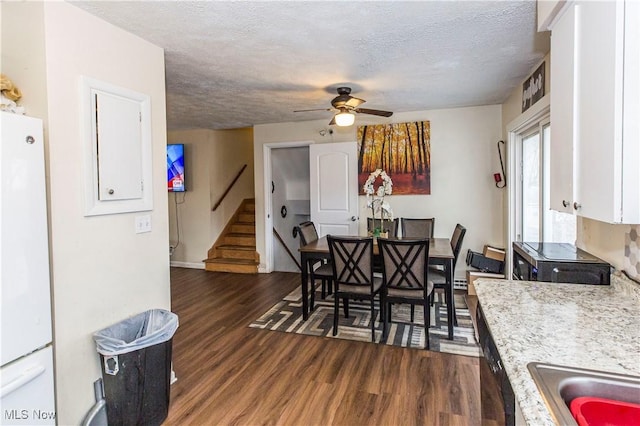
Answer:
301, 252, 309, 320
447, 258, 454, 340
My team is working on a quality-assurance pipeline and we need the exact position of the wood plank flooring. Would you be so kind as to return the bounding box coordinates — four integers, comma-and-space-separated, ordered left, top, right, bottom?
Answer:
166, 267, 499, 426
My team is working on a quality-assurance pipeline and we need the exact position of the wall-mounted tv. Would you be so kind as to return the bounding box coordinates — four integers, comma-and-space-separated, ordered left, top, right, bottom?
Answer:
167, 144, 185, 192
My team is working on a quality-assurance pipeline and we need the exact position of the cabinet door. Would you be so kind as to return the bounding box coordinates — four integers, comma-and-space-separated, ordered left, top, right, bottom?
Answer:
549, 4, 576, 213
621, 1, 640, 223
574, 0, 625, 222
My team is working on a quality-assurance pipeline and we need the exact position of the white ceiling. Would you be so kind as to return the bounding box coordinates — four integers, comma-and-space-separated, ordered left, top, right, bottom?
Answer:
72, 1, 549, 131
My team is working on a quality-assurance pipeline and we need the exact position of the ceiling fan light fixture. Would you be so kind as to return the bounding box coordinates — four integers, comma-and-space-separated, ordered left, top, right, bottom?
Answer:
335, 111, 355, 127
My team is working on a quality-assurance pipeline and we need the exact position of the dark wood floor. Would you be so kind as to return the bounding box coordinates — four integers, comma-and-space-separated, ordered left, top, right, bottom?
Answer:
166, 267, 498, 426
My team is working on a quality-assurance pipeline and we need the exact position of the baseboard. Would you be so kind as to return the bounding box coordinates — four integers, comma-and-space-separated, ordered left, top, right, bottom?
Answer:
170, 261, 205, 269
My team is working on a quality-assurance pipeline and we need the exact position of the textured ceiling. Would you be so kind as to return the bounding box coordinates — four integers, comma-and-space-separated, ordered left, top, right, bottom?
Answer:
72, 1, 549, 130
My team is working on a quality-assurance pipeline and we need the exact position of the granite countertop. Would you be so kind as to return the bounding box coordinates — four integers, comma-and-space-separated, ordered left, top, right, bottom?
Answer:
474, 273, 640, 426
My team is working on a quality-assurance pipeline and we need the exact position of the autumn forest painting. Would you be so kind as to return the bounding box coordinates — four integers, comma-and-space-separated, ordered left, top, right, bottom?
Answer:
357, 121, 431, 195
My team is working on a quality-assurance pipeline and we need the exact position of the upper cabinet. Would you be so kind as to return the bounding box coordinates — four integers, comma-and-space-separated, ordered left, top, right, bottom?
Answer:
548, 0, 640, 224
549, 4, 576, 214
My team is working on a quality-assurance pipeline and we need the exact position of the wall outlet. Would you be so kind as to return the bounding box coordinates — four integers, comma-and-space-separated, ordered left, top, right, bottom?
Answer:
135, 214, 152, 233
169, 245, 175, 256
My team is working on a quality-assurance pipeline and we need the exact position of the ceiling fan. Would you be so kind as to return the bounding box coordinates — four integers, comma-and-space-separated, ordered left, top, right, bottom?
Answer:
294, 87, 393, 126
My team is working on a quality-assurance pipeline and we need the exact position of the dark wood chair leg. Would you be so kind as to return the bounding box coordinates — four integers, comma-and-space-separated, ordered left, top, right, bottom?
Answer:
343, 298, 349, 318
381, 300, 386, 341
310, 279, 315, 311
321, 278, 326, 299
410, 305, 415, 322
424, 300, 430, 350
333, 294, 339, 336
370, 298, 376, 342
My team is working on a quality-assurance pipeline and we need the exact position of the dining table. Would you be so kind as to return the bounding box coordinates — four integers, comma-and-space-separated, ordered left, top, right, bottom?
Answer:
299, 236, 456, 340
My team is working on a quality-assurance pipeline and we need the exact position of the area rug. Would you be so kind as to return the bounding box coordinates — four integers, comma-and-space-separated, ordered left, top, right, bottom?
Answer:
249, 287, 481, 357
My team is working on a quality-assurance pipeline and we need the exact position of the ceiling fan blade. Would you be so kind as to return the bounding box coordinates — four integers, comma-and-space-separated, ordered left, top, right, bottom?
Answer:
355, 108, 393, 117
328, 116, 336, 126
293, 108, 332, 113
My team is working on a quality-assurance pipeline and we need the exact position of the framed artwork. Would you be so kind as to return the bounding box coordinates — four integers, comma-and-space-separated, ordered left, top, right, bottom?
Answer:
357, 121, 431, 195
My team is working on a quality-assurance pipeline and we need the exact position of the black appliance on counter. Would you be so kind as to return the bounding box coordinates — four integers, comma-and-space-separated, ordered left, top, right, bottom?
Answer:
512, 242, 611, 285
477, 304, 515, 426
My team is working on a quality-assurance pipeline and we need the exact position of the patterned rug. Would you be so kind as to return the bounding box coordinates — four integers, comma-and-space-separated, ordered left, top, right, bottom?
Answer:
249, 286, 480, 357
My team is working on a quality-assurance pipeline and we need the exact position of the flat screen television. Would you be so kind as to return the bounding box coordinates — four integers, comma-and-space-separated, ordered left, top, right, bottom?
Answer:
167, 144, 185, 192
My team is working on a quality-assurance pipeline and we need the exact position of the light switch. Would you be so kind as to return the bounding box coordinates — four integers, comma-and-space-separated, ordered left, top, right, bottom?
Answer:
135, 214, 151, 233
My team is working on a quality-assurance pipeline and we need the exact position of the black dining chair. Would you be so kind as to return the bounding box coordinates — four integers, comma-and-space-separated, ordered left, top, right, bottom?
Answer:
367, 217, 399, 237
397, 218, 435, 321
399, 218, 435, 238
327, 235, 382, 342
378, 238, 433, 349
429, 224, 466, 325
296, 221, 333, 310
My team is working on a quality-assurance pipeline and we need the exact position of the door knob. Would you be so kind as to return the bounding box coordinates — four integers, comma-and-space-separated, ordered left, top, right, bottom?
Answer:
573, 202, 581, 210
350, 216, 357, 221
562, 200, 569, 208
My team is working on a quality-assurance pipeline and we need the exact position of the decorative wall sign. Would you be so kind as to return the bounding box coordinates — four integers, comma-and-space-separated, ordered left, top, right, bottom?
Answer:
357, 121, 431, 195
522, 62, 545, 113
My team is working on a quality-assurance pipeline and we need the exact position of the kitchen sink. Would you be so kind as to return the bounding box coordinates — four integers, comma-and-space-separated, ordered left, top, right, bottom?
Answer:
527, 362, 640, 425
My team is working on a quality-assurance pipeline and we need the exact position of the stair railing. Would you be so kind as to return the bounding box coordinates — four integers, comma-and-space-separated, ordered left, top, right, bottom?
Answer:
273, 228, 301, 271
212, 164, 247, 212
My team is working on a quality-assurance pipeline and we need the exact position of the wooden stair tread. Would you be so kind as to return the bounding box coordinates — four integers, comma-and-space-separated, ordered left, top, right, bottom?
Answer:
204, 258, 258, 265
217, 244, 256, 251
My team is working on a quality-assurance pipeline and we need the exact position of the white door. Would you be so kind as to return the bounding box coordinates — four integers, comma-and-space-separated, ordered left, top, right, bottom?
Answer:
310, 142, 359, 237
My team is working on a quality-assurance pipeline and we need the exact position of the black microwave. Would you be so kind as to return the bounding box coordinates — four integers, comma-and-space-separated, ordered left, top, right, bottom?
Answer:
512, 242, 611, 285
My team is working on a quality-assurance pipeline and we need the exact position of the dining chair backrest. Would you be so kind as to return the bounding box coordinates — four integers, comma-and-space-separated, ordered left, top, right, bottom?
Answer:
367, 217, 399, 237
450, 224, 467, 268
297, 221, 319, 247
327, 235, 375, 290
400, 218, 435, 238
378, 238, 431, 296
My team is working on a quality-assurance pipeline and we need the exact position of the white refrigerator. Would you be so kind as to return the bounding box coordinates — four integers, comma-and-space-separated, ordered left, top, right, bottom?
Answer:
0, 112, 56, 424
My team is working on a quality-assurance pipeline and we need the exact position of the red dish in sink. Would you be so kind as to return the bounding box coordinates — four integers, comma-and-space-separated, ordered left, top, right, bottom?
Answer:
570, 396, 640, 426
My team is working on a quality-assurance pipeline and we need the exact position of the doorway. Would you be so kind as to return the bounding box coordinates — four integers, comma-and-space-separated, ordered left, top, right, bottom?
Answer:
270, 145, 311, 272
263, 141, 314, 272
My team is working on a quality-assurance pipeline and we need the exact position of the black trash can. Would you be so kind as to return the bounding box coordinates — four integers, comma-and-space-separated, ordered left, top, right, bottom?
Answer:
93, 309, 179, 426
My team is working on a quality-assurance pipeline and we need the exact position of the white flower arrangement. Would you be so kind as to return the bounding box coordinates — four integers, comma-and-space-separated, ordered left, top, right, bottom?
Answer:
363, 169, 393, 233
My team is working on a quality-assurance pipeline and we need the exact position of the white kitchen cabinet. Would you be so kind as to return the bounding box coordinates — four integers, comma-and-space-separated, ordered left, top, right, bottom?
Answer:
549, 3, 576, 214
549, 0, 640, 223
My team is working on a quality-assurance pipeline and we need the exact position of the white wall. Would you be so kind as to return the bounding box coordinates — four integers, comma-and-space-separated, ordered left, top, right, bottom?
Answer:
3, 3, 172, 424
167, 128, 254, 266
254, 105, 504, 279
0, 2, 48, 122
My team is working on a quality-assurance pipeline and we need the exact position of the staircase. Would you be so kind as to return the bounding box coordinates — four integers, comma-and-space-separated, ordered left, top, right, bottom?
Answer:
204, 198, 259, 273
